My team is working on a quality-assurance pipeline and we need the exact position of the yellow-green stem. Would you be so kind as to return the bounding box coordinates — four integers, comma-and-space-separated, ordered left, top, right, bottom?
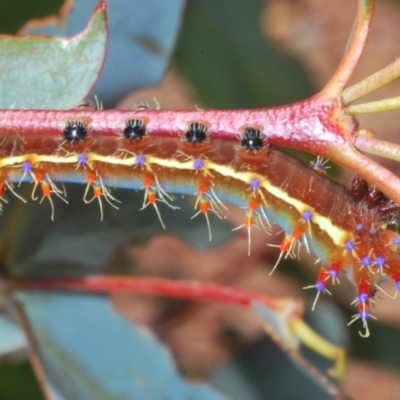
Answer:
355, 135, 400, 162
346, 96, 400, 115
343, 58, 400, 104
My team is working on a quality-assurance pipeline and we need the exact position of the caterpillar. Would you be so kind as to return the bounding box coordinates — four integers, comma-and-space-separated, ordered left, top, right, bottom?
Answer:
0, 107, 399, 337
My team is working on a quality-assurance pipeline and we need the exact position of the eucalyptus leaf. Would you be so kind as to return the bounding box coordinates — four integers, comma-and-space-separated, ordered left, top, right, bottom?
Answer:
0, 1, 107, 109
0, 316, 26, 359
15, 292, 231, 400
25, 0, 186, 107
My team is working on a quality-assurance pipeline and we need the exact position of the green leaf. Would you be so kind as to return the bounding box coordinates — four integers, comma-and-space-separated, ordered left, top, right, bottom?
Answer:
0, 361, 43, 400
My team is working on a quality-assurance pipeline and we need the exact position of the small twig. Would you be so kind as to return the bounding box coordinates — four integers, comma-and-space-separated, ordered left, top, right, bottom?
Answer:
10, 296, 56, 400
343, 58, 400, 104
322, 0, 375, 97
346, 96, 400, 115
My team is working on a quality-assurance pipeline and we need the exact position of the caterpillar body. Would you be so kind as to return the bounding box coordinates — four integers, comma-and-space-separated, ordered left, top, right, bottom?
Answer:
1, 108, 399, 336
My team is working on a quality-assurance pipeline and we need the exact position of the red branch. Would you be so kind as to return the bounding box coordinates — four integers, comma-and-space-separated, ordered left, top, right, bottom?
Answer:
0, 96, 347, 152
3, 93, 400, 204
8, 275, 301, 315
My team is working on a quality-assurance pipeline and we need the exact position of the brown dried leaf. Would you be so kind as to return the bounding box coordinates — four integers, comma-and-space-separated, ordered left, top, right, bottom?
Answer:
344, 360, 400, 400
117, 69, 202, 110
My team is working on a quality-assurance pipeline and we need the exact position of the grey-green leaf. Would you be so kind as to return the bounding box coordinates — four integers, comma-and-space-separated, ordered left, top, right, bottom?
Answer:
0, 1, 107, 109
15, 292, 231, 400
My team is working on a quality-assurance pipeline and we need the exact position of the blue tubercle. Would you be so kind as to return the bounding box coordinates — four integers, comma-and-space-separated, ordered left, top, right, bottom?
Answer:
136, 155, 146, 167
249, 178, 260, 190
193, 159, 204, 171
361, 255, 372, 268
78, 154, 88, 166
22, 160, 33, 172
344, 240, 355, 252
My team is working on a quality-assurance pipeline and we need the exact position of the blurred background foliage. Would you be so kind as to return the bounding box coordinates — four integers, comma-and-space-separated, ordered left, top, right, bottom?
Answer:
1, 0, 400, 399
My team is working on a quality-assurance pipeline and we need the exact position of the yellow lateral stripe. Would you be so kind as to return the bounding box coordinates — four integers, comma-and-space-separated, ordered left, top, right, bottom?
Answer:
0, 152, 351, 245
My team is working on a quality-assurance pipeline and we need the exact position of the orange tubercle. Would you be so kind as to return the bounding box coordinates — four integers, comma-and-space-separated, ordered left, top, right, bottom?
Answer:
87, 172, 96, 184
33, 172, 44, 184
245, 212, 254, 227
93, 185, 102, 198
144, 177, 153, 189
198, 182, 208, 195
280, 236, 292, 252
200, 198, 209, 213
40, 182, 51, 197
147, 190, 157, 204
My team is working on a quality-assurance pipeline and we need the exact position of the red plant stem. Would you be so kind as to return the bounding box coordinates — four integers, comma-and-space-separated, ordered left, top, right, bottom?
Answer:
3, 93, 400, 204
8, 275, 301, 315
0, 96, 348, 152
325, 140, 400, 204
322, 0, 374, 96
